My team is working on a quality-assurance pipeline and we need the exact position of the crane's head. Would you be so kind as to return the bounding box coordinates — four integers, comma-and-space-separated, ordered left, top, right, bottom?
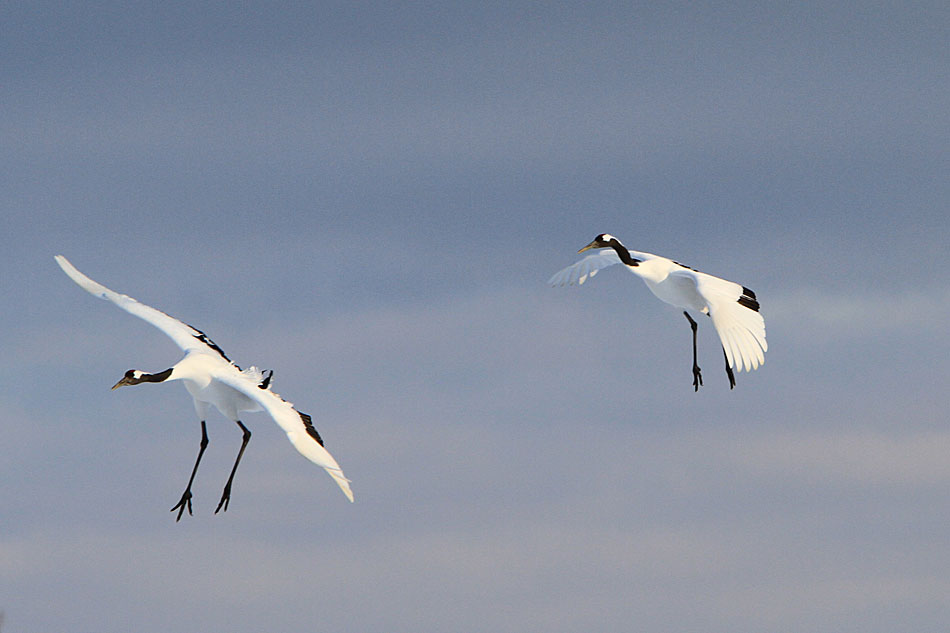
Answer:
578, 233, 618, 253
111, 368, 172, 390
112, 370, 145, 390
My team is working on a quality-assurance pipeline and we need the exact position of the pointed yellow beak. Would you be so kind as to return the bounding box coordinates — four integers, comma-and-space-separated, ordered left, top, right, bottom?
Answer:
111, 376, 133, 390
578, 240, 599, 253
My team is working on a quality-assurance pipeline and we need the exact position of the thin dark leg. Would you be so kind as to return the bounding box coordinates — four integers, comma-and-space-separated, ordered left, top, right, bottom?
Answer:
722, 346, 736, 389
171, 420, 209, 521
215, 420, 251, 514
683, 311, 703, 392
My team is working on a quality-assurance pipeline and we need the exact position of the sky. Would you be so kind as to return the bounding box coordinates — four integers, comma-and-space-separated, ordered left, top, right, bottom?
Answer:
1, 1, 948, 631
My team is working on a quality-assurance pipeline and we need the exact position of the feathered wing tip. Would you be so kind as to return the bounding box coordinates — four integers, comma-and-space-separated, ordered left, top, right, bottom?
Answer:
713, 305, 767, 373
55, 255, 98, 291
285, 426, 355, 502
548, 249, 624, 287
689, 271, 767, 374
325, 467, 355, 503
548, 262, 601, 286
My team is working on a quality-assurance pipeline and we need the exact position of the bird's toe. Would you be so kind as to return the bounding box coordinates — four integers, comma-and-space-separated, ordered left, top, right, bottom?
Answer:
170, 491, 193, 521
214, 487, 232, 514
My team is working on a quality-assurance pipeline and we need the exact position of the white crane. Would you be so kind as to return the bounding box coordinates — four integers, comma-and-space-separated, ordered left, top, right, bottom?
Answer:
55, 255, 353, 519
549, 234, 767, 390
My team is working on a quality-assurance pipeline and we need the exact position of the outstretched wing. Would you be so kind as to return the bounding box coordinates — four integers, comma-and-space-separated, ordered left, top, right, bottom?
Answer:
212, 369, 354, 502
548, 249, 624, 286
672, 269, 767, 373
55, 255, 231, 360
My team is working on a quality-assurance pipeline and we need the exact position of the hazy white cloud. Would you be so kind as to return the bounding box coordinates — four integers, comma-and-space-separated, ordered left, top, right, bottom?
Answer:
769, 285, 950, 338
664, 427, 950, 488
7, 416, 950, 632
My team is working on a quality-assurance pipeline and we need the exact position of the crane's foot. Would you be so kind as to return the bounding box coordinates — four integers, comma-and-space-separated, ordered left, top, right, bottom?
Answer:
691, 364, 703, 392
170, 489, 194, 521
722, 347, 736, 389
214, 484, 232, 514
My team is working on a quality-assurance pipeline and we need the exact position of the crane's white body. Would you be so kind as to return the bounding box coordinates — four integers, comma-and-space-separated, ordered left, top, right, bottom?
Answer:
549, 241, 767, 373
175, 356, 264, 421
55, 255, 353, 502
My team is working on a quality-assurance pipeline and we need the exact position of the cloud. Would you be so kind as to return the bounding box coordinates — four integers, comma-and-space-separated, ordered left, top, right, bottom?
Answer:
679, 427, 950, 488
768, 285, 950, 339
7, 413, 949, 633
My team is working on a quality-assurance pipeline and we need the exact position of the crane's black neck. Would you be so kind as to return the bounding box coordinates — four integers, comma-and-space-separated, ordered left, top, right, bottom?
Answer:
606, 239, 641, 267
135, 368, 173, 384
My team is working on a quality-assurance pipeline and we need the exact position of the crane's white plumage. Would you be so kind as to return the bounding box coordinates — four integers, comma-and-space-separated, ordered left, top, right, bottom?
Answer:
55, 255, 353, 509
549, 234, 767, 387
548, 247, 627, 287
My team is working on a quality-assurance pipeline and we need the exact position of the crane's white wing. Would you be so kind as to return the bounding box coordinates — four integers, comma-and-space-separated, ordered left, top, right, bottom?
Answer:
55, 255, 230, 359
211, 369, 354, 502
672, 269, 767, 373
548, 249, 624, 286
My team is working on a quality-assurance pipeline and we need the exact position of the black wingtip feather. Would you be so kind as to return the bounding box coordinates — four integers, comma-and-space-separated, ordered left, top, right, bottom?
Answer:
187, 324, 233, 362
299, 411, 324, 446
738, 287, 760, 312
258, 369, 273, 389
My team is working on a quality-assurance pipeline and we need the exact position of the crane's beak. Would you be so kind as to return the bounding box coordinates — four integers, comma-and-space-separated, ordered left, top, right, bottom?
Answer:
111, 376, 134, 390
578, 239, 600, 253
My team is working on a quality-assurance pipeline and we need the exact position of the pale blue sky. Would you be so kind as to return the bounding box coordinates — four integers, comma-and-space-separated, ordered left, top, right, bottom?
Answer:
2, 2, 948, 631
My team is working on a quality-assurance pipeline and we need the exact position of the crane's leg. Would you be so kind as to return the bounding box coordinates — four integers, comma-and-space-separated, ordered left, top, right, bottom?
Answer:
170, 420, 209, 521
722, 346, 736, 389
215, 420, 251, 514
683, 312, 703, 391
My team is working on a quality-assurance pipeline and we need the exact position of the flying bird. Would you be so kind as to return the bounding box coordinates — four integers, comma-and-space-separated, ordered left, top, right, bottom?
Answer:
55, 255, 353, 519
549, 234, 767, 390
